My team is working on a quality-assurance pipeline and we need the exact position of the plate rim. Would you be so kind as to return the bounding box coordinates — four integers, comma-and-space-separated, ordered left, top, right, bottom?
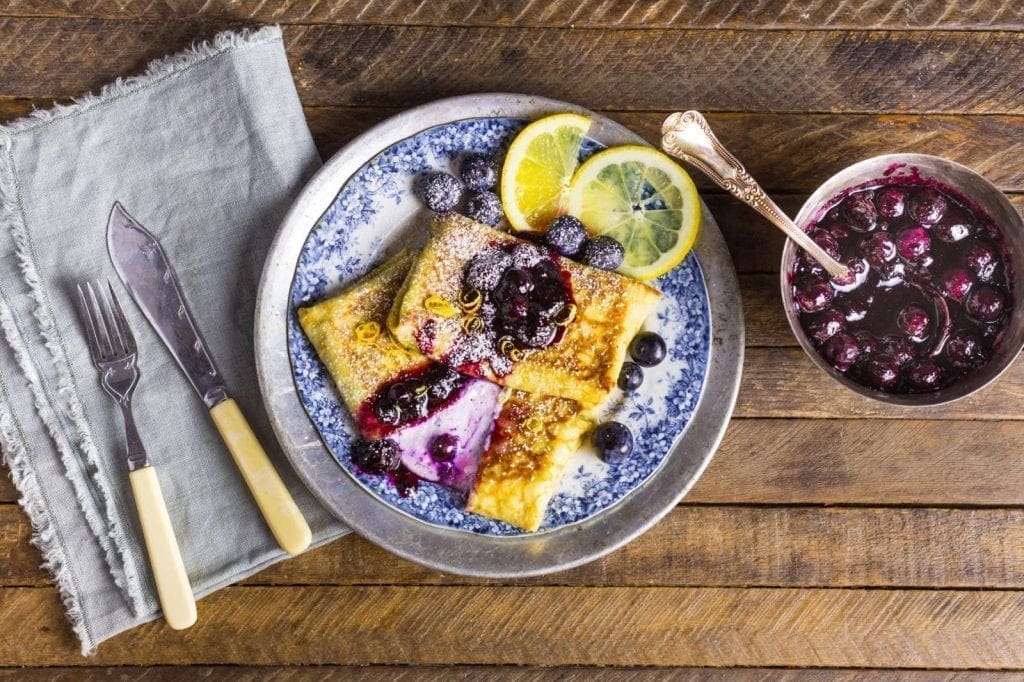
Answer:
255, 93, 745, 577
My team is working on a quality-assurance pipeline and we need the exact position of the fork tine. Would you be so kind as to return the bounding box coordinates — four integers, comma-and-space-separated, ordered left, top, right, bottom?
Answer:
95, 280, 127, 358
76, 283, 103, 363
106, 281, 136, 355
85, 281, 114, 360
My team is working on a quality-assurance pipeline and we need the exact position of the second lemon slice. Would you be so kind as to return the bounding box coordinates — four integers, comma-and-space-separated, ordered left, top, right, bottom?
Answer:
501, 113, 592, 233
567, 145, 701, 280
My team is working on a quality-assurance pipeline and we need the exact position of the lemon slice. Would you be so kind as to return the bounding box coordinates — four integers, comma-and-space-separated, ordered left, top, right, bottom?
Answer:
567, 145, 701, 280
501, 113, 592, 232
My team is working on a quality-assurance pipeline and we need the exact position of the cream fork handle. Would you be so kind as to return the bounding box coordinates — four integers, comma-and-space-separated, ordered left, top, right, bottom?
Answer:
129, 466, 197, 630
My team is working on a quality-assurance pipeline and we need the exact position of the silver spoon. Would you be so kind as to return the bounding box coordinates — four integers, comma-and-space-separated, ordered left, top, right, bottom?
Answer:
661, 110, 850, 280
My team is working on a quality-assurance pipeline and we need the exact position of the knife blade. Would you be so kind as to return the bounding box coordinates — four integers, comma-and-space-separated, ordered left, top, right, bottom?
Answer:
107, 202, 311, 555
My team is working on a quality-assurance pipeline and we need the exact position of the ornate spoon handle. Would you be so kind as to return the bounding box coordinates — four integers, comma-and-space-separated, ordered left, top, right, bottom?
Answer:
661, 110, 849, 280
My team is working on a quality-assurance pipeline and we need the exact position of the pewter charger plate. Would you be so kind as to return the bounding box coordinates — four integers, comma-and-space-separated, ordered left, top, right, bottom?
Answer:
255, 94, 743, 576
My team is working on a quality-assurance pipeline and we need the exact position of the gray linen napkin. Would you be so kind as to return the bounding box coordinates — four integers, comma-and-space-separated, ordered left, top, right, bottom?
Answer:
0, 26, 346, 653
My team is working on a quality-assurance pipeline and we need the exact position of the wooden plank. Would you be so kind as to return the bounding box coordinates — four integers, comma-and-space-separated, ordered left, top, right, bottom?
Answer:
5, 584, 1024, 667
2, 0, 1023, 30
736, 347, 1024, 419
7, 102, 1024, 194
3, 418, 1023, 508
0, 666, 1013, 680
8, 504, 1024, 589
702, 419, 1024, 505
6, 489, 1024, 585
303, 109, 1024, 193
3, 22, 1024, 113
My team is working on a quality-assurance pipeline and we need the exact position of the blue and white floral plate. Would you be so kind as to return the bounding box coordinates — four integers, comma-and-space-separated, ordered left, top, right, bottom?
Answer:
256, 95, 743, 574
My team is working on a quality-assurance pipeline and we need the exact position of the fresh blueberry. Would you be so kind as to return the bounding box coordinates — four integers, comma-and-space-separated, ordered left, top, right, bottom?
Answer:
861, 353, 901, 390
875, 187, 906, 218
841, 291, 874, 322
511, 242, 545, 268
875, 260, 906, 287
794, 278, 834, 314
907, 361, 943, 391
429, 433, 459, 462
965, 286, 1006, 322
423, 364, 464, 402
592, 421, 634, 463
966, 242, 999, 281
806, 308, 846, 342
946, 331, 982, 367
934, 220, 971, 243
617, 361, 644, 391
822, 332, 861, 371
373, 398, 401, 426
497, 268, 534, 297
460, 153, 498, 192
812, 229, 842, 259
546, 215, 589, 256
896, 225, 931, 262
417, 171, 462, 212
843, 191, 878, 232
581, 236, 625, 270
897, 305, 931, 342
831, 258, 868, 292
351, 438, 401, 474
880, 335, 916, 367
940, 268, 974, 301
629, 331, 667, 367
513, 319, 558, 348
464, 191, 503, 226
854, 330, 880, 356
465, 249, 513, 291
908, 187, 948, 225
861, 232, 897, 268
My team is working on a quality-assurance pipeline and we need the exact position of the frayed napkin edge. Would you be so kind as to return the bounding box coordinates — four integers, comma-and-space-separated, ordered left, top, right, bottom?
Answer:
0, 24, 283, 139
0, 24, 286, 656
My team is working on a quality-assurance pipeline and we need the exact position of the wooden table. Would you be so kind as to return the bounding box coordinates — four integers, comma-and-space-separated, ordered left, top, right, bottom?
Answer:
3, 2, 1024, 677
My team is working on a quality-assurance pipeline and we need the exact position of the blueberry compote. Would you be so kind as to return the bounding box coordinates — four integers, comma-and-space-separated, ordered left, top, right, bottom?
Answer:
360, 363, 467, 437
792, 181, 1013, 394
449, 241, 575, 375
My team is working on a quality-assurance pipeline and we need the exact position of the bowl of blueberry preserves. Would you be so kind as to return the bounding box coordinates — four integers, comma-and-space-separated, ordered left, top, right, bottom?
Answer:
782, 154, 1024, 405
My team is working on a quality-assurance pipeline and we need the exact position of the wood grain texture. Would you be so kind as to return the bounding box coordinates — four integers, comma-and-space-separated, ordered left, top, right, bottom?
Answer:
703, 419, 1024, 504
2, 0, 1022, 30
736, 348, 1024, 419
3, 22, 1024, 113
5, 584, 1024, 667
7, 103, 1024, 194
3, 418, 1024, 507
0, 667, 1014, 680
8, 504, 1024, 589
303, 109, 1024, 192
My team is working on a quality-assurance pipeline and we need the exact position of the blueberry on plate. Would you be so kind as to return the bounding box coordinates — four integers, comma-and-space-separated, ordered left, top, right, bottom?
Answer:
417, 171, 462, 212
617, 361, 644, 391
351, 438, 401, 475
629, 331, 666, 367
592, 421, 634, 463
464, 190, 503, 226
545, 215, 588, 257
580, 235, 625, 270
460, 153, 498, 192
429, 433, 459, 462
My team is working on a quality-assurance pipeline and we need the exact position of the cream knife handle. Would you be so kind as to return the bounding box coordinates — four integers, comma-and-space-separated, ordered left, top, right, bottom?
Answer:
128, 466, 197, 630
209, 398, 312, 555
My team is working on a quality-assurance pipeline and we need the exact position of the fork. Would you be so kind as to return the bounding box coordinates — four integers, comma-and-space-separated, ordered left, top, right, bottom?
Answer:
77, 280, 197, 630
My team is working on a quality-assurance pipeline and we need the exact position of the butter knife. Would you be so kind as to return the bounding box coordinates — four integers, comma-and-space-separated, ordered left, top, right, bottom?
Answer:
106, 202, 312, 555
